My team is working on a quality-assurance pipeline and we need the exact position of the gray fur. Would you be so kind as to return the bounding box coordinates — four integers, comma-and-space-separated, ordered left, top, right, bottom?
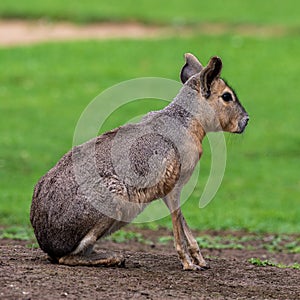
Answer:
30, 53, 249, 269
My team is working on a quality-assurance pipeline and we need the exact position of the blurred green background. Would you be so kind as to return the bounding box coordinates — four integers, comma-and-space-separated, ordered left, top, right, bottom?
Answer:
0, 1, 299, 234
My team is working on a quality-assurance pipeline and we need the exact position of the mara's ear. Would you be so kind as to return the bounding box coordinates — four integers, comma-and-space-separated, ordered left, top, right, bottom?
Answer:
180, 53, 203, 83
199, 56, 222, 98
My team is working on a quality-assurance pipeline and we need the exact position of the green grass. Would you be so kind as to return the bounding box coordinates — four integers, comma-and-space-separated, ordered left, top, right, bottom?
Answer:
0, 0, 299, 27
0, 34, 299, 233
0, 226, 35, 240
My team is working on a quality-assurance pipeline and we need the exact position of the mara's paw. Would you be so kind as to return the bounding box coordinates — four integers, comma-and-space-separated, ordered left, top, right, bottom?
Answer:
182, 260, 210, 271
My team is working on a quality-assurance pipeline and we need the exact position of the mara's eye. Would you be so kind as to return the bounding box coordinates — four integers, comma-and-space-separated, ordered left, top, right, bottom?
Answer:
221, 92, 233, 102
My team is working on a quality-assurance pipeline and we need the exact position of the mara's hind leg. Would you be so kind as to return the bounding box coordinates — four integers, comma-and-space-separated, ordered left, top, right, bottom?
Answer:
58, 252, 125, 267
58, 221, 125, 267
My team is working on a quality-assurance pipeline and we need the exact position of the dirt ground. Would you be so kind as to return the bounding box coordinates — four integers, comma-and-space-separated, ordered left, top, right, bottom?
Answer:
1, 228, 299, 300
0, 19, 290, 47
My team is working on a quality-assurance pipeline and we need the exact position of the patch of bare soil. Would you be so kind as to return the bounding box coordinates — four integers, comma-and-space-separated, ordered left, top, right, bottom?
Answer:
0, 19, 293, 47
0, 20, 169, 47
1, 228, 299, 299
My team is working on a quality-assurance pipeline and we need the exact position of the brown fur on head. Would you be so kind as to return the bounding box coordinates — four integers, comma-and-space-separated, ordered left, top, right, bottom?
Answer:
181, 53, 249, 134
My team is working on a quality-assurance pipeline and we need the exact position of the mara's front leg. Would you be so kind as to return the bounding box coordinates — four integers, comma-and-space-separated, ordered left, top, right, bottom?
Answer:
163, 190, 209, 271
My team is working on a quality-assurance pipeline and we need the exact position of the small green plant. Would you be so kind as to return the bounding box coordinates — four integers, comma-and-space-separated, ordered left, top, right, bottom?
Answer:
157, 236, 173, 244
195, 235, 245, 250
248, 258, 300, 270
0, 226, 34, 241
26, 242, 39, 249
262, 235, 283, 252
291, 263, 300, 270
284, 241, 300, 253
248, 258, 277, 267
106, 230, 152, 244
261, 235, 300, 253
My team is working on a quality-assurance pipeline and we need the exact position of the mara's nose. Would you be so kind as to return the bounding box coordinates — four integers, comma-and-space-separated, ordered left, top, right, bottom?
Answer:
243, 115, 250, 126
238, 115, 249, 133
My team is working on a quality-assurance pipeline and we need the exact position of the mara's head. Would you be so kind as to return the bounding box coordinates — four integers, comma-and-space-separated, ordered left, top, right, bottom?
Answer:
180, 53, 249, 134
